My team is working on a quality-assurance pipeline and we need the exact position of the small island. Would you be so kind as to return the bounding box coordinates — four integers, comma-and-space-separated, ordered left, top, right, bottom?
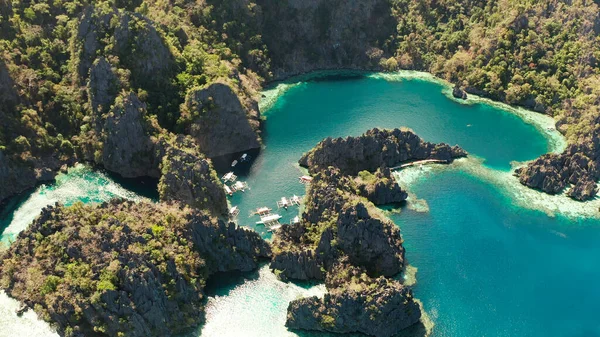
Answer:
271, 128, 466, 336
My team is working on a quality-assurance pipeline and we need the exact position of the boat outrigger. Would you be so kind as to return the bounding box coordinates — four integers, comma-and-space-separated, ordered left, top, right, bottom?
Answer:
291, 195, 302, 205
277, 195, 302, 209
268, 224, 283, 232
277, 197, 291, 209
224, 185, 233, 196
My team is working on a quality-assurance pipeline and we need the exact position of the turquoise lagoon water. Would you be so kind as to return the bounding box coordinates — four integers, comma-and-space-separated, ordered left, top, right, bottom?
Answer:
205, 74, 599, 337
1, 73, 599, 336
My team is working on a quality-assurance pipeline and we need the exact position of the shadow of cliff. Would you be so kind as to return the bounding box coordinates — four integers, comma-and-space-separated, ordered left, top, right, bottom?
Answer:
203, 267, 261, 298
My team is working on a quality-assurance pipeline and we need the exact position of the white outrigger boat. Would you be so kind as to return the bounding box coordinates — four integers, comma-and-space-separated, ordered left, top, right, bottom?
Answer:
229, 206, 240, 218
232, 181, 248, 192
254, 207, 272, 216
277, 196, 291, 209
224, 185, 233, 196
256, 213, 282, 225
268, 224, 283, 232
290, 195, 302, 205
222, 172, 237, 183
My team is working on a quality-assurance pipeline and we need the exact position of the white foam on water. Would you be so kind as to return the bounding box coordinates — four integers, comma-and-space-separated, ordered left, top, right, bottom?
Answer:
0, 291, 58, 337
1, 164, 147, 247
395, 157, 600, 220
200, 265, 326, 337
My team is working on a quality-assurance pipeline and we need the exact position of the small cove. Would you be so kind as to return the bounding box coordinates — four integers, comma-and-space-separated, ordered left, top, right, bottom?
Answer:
0, 71, 598, 336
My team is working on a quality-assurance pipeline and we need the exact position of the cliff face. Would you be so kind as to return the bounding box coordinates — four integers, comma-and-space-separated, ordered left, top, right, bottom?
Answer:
183, 82, 261, 158
286, 260, 421, 337
517, 143, 600, 201
271, 167, 407, 282
158, 136, 228, 217
299, 128, 467, 175
0, 200, 270, 337
254, 0, 397, 78
101, 93, 162, 178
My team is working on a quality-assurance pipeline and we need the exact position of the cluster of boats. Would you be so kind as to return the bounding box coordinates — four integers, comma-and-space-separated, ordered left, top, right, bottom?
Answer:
222, 172, 248, 196
225, 174, 312, 232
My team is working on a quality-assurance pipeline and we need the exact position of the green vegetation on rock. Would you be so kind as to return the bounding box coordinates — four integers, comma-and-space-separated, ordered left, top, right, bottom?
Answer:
0, 199, 270, 337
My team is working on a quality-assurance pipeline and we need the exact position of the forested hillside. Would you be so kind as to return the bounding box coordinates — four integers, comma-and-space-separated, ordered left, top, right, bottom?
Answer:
0, 0, 599, 201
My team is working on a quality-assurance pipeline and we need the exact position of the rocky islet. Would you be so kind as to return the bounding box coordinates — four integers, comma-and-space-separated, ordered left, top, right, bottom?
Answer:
271, 128, 466, 336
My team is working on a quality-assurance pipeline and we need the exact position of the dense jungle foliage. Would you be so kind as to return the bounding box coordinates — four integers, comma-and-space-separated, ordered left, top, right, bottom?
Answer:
0, 0, 598, 199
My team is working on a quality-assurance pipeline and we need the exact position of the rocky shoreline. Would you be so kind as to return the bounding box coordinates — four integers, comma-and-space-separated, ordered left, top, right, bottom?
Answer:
270, 128, 466, 336
0, 200, 270, 337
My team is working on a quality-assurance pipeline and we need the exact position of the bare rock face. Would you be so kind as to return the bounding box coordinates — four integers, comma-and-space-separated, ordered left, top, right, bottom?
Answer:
0, 200, 270, 337
255, 0, 398, 78
183, 83, 261, 158
300, 128, 467, 175
0, 151, 37, 202
158, 136, 228, 216
75, 6, 175, 86
336, 203, 405, 277
88, 57, 120, 116
286, 261, 421, 337
355, 168, 407, 205
452, 85, 468, 99
516, 144, 600, 201
102, 93, 162, 178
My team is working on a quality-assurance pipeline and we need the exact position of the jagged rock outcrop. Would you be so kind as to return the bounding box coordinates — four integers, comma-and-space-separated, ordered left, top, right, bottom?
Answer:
452, 85, 467, 99
0, 200, 270, 337
0, 151, 37, 202
75, 5, 175, 87
102, 93, 162, 178
271, 167, 406, 281
300, 128, 467, 175
286, 260, 421, 337
158, 136, 228, 216
272, 129, 446, 336
516, 144, 600, 201
88, 57, 120, 116
337, 203, 405, 276
355, 168, 407, 205
182, 82, 261, 158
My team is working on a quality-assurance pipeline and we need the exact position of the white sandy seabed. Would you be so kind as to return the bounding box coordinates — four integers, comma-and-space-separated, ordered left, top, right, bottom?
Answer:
375, 71, 599, 220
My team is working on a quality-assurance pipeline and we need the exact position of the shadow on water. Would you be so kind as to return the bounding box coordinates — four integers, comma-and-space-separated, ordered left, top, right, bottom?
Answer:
204, 267, 261, 298
210, 148, 261, 175
0, 190, 34, 233
102, 169, 160, 201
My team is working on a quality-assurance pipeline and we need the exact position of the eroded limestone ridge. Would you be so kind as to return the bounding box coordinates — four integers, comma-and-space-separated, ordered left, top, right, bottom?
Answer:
272, 128, 466, 336
299, 128, 467, 175
0, 200, 271, 337
516, 142, 600, 201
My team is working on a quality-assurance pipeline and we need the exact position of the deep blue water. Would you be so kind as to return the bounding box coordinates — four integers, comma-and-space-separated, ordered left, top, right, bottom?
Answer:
396, 171, 600, 336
